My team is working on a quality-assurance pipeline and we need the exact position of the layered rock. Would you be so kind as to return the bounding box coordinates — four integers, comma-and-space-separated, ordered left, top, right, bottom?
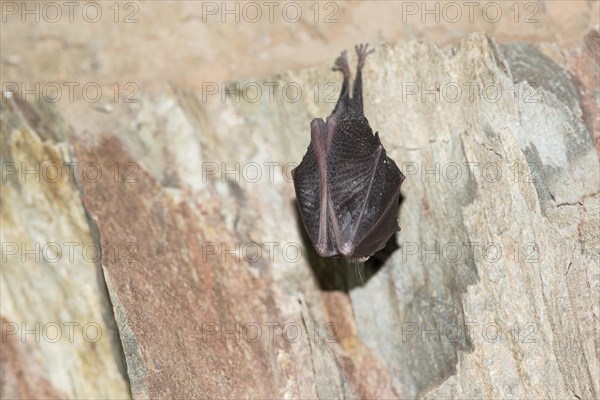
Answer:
1, 30, 598, 398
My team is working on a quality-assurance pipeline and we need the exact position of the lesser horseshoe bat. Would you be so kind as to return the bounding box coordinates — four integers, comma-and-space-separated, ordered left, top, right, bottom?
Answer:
293, 44, 405, 260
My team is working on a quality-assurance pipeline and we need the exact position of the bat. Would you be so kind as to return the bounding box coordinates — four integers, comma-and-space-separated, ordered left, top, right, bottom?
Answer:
292, 44, 405, 260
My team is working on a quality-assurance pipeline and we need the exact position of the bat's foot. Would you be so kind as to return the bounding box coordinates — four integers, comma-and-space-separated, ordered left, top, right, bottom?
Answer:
356, 43, 374, 70
332, 50, 350, 76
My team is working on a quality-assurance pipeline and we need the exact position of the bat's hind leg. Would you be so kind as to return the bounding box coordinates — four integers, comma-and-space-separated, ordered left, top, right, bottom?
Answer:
331, 50, 350, 115
351, 43, 374, 115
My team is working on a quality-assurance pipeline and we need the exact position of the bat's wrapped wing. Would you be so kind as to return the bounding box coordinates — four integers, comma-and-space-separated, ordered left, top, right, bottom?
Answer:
293, 114, 404, 259
328, 115, 404, 258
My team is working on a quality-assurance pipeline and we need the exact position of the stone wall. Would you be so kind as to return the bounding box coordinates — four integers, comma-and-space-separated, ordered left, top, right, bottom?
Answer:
1, 2, 598, 399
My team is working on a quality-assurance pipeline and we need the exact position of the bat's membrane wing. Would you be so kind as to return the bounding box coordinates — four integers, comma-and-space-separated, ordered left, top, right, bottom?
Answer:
327, 115, 404, 258
293, 141, 322, 249
293, 119, 338, 257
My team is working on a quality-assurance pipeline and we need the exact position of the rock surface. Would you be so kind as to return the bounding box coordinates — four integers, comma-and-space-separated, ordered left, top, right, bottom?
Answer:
2, 30, 599, 399
2, 1, 598, 84
0, 100, 130, 398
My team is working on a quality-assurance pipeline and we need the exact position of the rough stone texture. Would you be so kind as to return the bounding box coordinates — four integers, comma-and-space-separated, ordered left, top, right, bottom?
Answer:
68, 96, 401, 400
568, 28, 600, 154
0, 100, 131, 398
2, 1, 598, 84
350, 32, 599, 399
0, 316, 67, 399
2, 27, 599, 400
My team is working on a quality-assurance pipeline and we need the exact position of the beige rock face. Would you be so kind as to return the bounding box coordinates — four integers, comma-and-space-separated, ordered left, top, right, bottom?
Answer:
1, 1, 598, 84
0, 101, 130, 398
350, 34, 599, 399
1, 23, 598, 400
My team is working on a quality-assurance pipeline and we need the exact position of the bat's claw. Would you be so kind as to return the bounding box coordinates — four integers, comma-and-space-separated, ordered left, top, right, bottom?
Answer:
332, 50, 349, 75
356, 43, 374, 69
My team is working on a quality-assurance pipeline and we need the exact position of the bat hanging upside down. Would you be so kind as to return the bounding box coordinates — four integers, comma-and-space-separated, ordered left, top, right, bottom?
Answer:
292, 44, 406, 260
